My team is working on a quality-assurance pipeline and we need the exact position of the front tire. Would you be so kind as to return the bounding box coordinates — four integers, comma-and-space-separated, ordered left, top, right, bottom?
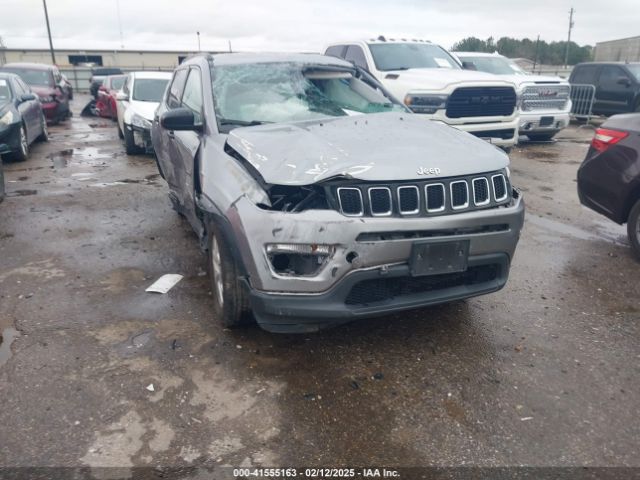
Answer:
123, 125, 142, 155
627, 199, 640, 261
207, 221, 251, 328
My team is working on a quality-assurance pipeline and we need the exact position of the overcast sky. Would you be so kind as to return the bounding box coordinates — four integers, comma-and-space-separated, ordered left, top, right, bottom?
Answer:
1, 0, 637, 53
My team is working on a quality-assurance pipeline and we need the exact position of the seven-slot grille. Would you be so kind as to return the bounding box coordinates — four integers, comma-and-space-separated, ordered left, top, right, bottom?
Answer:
446, 86, 517, 118
335, 172, 510, 217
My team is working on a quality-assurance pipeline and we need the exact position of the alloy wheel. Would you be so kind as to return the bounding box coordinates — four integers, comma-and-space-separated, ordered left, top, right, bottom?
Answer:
211, 236, 224, 307
20, 127, 28, 155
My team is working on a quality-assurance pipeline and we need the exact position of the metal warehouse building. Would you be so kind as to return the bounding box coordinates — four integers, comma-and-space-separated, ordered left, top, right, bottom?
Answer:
594, 36, 640, 62
0, 48, 205, 68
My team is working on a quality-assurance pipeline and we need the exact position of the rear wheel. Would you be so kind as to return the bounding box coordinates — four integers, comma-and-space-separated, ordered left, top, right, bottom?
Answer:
123, 125, 142, 155
627, 199, 640, 261
37, 113, 49, 142
527, 133, 556, 142
12, 124, 29, 162
0, 156, 5, 203
207, 221, 251, 328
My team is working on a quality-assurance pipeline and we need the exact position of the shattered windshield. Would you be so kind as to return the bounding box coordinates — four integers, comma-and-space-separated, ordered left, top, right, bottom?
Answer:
132, 78, 169, 102
210, 63, 405, 132
458, 56, 527, 75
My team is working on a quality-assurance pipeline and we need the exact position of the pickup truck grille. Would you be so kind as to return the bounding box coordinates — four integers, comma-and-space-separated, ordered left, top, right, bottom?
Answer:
446, 87, 516, 118
521, 84, 570, 111
334, 172, 510, 218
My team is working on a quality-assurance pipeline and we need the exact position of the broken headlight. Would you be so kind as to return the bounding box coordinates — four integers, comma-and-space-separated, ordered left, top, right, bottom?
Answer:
131, 113, 151, 129
266, 243, 335, 276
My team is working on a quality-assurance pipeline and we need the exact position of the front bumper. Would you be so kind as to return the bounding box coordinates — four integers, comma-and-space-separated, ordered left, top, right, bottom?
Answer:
0, 123, 21, 154
225, 192, 525, 331
249, 253, 510, 333
427, 113, 519, 148
41, 101, 68, 122
130, 125, 154, 154
519, 111, 570, 135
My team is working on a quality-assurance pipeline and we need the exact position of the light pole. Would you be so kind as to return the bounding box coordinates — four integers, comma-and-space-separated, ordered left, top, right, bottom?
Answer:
197, 31, 201, 52
564, 7, 575, 69
42, 0, 56, 64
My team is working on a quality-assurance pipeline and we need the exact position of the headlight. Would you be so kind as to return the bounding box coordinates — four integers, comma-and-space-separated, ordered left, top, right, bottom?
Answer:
131, 113, 151, 129
404, 94, 448, 114
0, 110, 14, 126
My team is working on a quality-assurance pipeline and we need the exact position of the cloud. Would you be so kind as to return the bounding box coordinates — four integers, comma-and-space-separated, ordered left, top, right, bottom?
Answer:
1, 0, 638, 53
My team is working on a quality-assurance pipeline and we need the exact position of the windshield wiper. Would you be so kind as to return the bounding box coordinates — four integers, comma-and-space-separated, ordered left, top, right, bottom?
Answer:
219, 119, 268, 127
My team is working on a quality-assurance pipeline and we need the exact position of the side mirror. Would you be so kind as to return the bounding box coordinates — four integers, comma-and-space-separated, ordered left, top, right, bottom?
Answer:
461, 61, 477, 71
19, 93, 37, 102
115, 91, 128, 101
617, 76, 631, 87
160, 107, 202, 131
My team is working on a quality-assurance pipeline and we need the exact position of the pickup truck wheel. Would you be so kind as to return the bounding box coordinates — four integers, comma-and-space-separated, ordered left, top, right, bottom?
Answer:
123, 125, 142, 155
527, 133, 555, 142
208, 222, 251, 327
627, 199, 640, 261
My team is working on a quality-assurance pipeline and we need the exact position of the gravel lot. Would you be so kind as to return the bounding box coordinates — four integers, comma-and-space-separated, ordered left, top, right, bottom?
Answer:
0, 95, 638, 477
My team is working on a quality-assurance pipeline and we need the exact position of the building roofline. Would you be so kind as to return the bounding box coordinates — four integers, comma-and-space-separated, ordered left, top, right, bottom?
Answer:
0, 48, 225, 54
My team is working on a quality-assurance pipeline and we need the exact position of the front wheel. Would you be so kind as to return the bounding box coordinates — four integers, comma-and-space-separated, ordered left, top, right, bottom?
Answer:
207, 221, 251, 328
123, 125, 142, 155
627, 199, 640, 261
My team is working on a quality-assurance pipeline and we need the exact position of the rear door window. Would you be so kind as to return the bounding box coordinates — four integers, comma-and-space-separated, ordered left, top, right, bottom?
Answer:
571, 65, 599, 85
344, 45, 369, 70
167, 69, 188, 108
325, 45, 346, 58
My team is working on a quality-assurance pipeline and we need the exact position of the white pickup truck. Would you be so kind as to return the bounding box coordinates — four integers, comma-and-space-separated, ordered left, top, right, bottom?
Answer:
325, 38, 520, 149
455, 52, 572, 141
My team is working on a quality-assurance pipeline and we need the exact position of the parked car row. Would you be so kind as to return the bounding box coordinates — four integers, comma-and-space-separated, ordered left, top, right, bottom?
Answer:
0, 63, 72, 124
0, 72, 49, 202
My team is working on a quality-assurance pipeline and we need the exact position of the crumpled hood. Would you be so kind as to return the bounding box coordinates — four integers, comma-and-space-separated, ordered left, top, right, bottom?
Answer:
382, 68, 517, 92
226, 112, 509, 186
128, 100, 159, 121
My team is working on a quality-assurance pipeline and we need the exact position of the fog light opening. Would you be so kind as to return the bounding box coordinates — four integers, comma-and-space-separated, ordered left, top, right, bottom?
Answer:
346, 251, 358, 264
266, 243, 335, 276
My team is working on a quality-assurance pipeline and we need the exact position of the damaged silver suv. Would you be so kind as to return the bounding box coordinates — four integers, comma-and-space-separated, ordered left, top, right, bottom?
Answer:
152, 53, 525, 333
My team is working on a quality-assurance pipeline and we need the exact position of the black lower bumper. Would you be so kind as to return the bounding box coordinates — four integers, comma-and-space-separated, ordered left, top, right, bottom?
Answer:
0, 124, 21, 155
248, 253, 510, 333
132, 125, 155, 154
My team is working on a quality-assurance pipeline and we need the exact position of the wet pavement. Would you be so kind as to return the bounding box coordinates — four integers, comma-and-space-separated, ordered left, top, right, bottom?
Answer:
0, 95, 638, 475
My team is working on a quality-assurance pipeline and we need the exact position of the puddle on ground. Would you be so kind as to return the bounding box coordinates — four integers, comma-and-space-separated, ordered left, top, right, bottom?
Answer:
48, 147, 114, 168
0, 327, 20, 368
7, 189, 37, 197
528, 214, 625, 244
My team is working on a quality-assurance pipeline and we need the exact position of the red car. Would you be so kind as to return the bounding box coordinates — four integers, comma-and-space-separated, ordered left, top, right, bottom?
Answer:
96, 74, 127, 120
0, 62, 71, 124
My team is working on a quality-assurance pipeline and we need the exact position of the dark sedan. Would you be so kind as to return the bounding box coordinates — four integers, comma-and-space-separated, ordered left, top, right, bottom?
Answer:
0, 72, 48, 162
0, 62, 71, 124
577, 113, 640, 259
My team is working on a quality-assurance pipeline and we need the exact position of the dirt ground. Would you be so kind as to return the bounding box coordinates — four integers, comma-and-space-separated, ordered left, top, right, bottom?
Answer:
0, 95, 638, 478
